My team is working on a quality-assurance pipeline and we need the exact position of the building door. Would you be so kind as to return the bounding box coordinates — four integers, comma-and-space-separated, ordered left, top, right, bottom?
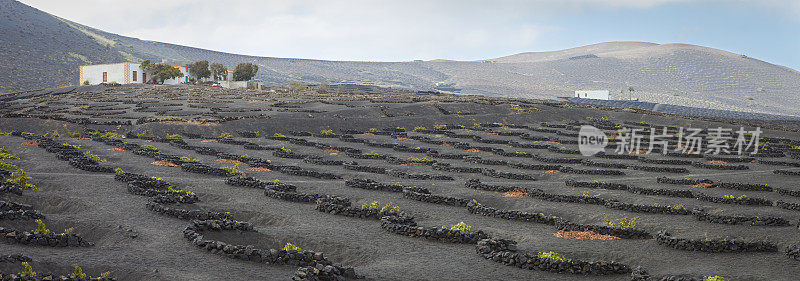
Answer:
142, 73, 146, 83
102, 72, 107, 83
133, 71, 137, 82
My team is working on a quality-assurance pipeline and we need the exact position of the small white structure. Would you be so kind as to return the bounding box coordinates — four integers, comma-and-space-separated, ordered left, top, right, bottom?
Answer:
574, 90, 609, 100
218, 80, 263, 89
79, 62, 190, 85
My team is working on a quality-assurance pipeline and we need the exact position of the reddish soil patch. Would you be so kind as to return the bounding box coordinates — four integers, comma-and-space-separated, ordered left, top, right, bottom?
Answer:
554, 230, 620, 240
395, 137, 413, 141
151, 160, 179, 167
143, 140, 153, 143
458, 129, 471, 131
465, 148, 484, 153
77, 137, 92, 140
21, 140, 40, 145
440, 142, 452, 147
502, 189, 528, 197
689, 183, 714, 188
629, 150, 648, 155
402, 163, 429, 167
246, 167, 272, 172
545, 170, 560, 174
545, 141, 560, 145
216, 159, 244, 164
363, 133, 375, 135
322, 149, 340, 153
106, 147, 126, 151
707, 160, 728, 165
487, 133, 499, 136
201, 139, 219, 143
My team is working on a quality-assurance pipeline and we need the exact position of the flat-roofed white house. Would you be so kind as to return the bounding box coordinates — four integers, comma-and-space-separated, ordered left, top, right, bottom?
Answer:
79, 62, 190, 85
574, 90, 610, 100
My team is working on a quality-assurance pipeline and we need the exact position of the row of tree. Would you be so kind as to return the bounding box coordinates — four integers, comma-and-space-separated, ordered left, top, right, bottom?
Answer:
140, 60, 259, 84
188, 61, 259, 83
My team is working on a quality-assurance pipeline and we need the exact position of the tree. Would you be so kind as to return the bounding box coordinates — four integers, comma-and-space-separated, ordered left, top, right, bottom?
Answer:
210, 63, 228, 81
140, 60, 184, 84
627, 86, 635, 100
188, 60, 210, 82
232, 63, 259, 81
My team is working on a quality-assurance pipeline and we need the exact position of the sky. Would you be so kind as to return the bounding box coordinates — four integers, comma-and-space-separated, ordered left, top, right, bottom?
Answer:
19, 0, 800, 70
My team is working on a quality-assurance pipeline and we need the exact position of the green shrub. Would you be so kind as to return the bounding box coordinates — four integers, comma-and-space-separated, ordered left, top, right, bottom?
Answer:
433, 124, 447, 130
0, 161, 17, 170
34, 219, 50, 234
604, 216, 639, 228
273, 133, 286, 138
166, 134, 183, 139
282, 242, 302, 252
7, 168, 36, 190
319, 129, 335, 136
67, 131, 81, 138
140, 145, 159, 151
219, 132, 233, 138
380, 202, 399, 213
280, 146, 292, 153
136, 131, 147, 138
447, 222, 472, 233
222, 164, 245, 177
407, 157, 432, 162
63, 142, 81, 150
537, 251, 566, 262
167, 185, 195, 196
413, 126, 426, 131
45, 131, 61, 138
83, 151, 107, 162
703, 276, 724, 281
0, 147, 19, 160
362, 201, 380, 209
114, 168, 125, 174
579, 191, 601, 197
70, 265, 86, 278
19, 262, 36, 277
0, 131, 12, 136
180, 156, 202, 163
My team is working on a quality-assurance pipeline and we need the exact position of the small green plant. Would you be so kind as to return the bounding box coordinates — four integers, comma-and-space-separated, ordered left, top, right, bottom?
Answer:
136, 131, 147, 138
369, 128, 380, 132
413, 126, 427, 131
362, 201, 380, 209
141, 145, 158, 150
100, 272, 111, 278
280, 146, 292, 153
272, 179, 280, 184
433, 124, 447, 130
723, 195, 734, 199
34, 219, 50, 234
219, 132, 234, 138
0, 161, 17, 170
363, 152, 379, 156
180, 156, 202, 163
604, 216, 639, 229
222, 164, 245, 177
70, 265, 86, 278
67, 131, 81, 138
380, 202, 399, 213
537, 251, 566, 262
703, 276, 724, 281
250, 131, 261, 137
84, 151, 107, 162
7, 168, 36, 190
166, 133, 183, 139
45, 130, 61, 138
737, 195, 747, 200
407, 156, 432, 162
83, 80, 90, 85
19, 262, 36, 277
114, 167, 125, 174
670, 204, 686, 210
448, 222, 472, 233
63, 142, 82, 150
282, 242, 302, 251
273, 133, 286, 138
167, 185, 195, 196
64, 227, 75, 234
0, 147, 19, 160
0, 131, 12, 136
579, 191, 601, 197
320, 129, 335, 135
88, 131, 123, 138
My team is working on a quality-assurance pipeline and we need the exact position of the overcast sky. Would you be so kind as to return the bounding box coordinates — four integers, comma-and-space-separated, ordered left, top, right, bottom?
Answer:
20, 0, 800, 70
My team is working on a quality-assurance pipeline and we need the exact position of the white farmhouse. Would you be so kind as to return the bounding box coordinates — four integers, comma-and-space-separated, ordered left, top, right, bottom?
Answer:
574, 90, 609, 100
79, 62, 190, 85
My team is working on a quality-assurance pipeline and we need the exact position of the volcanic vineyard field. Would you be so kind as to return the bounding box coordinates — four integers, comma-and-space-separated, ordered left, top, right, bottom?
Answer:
0, 84, 799, 280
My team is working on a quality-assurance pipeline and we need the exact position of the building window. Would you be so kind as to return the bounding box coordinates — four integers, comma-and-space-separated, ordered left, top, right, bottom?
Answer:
102, 72, 107, 82
143, 73, 147, 83
133, 71, 137, 81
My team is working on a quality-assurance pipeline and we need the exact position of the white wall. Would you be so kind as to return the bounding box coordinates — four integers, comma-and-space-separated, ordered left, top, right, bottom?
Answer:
574, 90, 609, 100
80, 63, 125, 85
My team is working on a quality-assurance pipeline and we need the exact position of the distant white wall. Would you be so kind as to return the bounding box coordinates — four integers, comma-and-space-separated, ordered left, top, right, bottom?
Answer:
79, 63, 187, 85
574, 90, 609, 100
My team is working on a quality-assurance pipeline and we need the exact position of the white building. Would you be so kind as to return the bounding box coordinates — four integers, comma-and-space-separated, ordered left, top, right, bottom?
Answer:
79, 62, 190, 85
574, 90, 609, 100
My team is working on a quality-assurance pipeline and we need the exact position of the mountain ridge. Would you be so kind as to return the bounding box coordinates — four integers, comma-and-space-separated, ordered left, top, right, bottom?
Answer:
1, 0, 799, 116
